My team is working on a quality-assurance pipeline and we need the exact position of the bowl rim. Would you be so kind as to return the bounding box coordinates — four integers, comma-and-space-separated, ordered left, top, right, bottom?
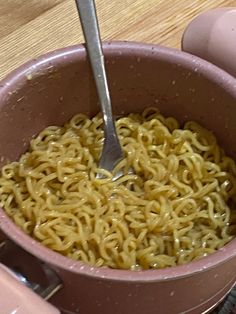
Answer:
0, 40, 236, 282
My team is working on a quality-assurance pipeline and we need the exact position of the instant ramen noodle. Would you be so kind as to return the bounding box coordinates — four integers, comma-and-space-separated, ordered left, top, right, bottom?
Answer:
0, 108, 236, 270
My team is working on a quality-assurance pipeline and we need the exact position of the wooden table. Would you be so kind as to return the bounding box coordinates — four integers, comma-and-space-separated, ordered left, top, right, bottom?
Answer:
0, 0, 235, 80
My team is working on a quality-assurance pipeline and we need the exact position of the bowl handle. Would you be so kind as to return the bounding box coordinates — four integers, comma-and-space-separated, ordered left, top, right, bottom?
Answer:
0, 239, 62, 314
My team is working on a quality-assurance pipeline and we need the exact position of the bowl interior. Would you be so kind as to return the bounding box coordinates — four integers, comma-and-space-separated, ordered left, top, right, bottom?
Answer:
0, 41, 236, 280
1, 42, 236, 164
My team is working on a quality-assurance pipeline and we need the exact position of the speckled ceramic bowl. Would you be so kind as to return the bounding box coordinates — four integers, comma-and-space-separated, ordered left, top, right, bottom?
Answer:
0, 42, 236, 314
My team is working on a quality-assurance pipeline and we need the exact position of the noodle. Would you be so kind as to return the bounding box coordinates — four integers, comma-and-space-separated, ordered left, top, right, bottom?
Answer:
0, 108, 236, 270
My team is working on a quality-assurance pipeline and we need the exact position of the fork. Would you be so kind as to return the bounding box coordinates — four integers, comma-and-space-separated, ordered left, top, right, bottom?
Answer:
75, 0, 124, 176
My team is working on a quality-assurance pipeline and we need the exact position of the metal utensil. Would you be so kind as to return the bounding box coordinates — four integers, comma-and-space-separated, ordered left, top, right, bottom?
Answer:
75, 0, 123, 175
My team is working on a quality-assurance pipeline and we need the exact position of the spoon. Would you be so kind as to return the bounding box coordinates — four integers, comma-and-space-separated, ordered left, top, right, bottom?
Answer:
75, 0, 124, 176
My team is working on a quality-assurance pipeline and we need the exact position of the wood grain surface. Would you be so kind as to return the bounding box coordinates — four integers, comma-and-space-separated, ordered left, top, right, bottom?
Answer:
0, 0, 235, 79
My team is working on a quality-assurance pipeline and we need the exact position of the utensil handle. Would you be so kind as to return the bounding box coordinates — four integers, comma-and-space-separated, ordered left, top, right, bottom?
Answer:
74, 0, 116, 134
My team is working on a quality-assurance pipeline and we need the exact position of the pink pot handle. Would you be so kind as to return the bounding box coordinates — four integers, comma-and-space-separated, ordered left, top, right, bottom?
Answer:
0, 263, 60, 314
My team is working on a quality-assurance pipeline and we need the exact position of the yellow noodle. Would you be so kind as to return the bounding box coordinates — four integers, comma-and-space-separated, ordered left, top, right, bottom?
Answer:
0, 108, 236, 270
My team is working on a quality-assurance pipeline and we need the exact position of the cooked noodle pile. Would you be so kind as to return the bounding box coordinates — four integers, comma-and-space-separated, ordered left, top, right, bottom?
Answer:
0, 108, 236, 270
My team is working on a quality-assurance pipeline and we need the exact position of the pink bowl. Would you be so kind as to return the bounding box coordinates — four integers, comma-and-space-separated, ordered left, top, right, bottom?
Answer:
0, 41, 236, 314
